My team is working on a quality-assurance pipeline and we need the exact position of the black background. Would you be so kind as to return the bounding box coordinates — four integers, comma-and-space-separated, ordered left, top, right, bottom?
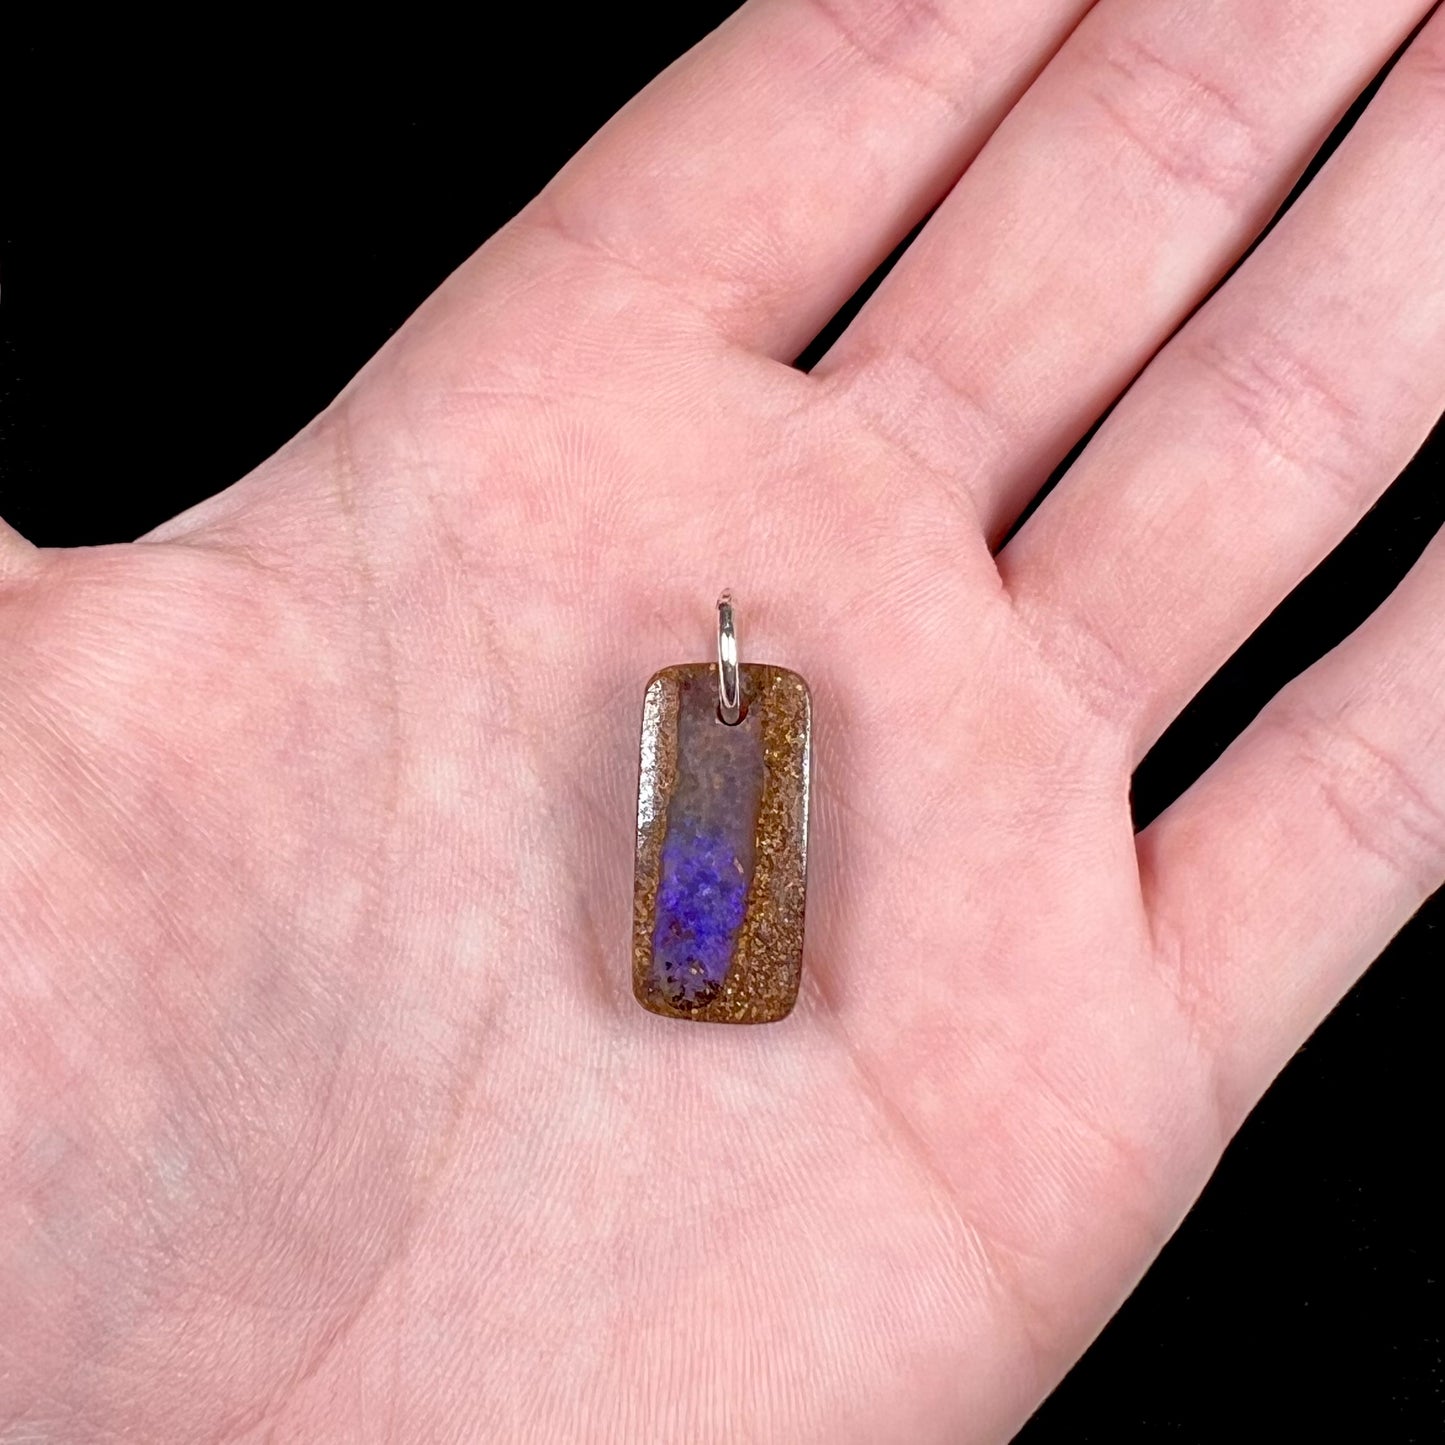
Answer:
3, 8, 1440, 1440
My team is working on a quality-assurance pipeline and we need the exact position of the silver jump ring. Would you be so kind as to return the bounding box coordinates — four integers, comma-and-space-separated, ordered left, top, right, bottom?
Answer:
716, 590, 742, 725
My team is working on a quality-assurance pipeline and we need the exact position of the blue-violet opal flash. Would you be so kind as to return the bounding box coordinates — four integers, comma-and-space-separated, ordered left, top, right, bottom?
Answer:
649, 672, 764, 1009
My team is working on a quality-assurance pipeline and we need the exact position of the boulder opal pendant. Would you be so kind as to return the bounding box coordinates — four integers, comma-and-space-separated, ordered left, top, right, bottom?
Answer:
633, 592, 811, 1023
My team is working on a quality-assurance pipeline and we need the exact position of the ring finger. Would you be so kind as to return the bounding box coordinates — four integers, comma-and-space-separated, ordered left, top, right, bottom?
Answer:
817, 0, 1426, 544
1000, 7, 1445, 755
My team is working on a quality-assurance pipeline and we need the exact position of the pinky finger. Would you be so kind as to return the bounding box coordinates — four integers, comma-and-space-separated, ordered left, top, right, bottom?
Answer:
1138, 518, 1445, 1120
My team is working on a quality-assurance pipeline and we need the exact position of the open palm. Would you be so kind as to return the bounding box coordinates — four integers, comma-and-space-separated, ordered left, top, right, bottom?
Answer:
5, 3, 1444, 1441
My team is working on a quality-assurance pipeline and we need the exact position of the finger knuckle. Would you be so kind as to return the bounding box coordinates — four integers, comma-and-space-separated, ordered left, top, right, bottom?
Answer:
1266, 694, 1445, 895
1084, 28, 1272, 213
1180, 323, 1385, 517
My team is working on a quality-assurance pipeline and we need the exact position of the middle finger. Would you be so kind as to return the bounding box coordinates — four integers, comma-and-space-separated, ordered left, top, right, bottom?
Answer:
816, 0, 1424, 543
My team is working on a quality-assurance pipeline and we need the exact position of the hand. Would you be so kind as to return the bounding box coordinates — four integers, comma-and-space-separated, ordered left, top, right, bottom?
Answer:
4, 3, 1443, 1440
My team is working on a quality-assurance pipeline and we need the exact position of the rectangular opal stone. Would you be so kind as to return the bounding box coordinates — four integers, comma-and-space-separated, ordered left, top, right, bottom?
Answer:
633, 662, 811, 1023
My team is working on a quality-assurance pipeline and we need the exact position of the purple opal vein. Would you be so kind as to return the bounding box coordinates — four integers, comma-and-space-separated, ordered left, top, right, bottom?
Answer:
652, 820, 750, 1006
649, 672, 764, 1010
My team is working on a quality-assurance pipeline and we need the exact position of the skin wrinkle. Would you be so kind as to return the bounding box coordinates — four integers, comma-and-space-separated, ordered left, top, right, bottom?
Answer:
1260, 697, 1445, 895
823, 350, 1008, 552
1, 659, 224, 997
185, 409, 412, 1443
1133, 836, 1241, 1146
232, 389, 582, 1437
1006, 583, 1158, 742
989, 1039, 1183, 1369
1085, 26, 1274, 215
797, 739, 1136, 1407
803, 963, 1040, 1379
796, 0, 983, 126
0, 537, 423, 1437
1179, 324, 1387, 516
518, 196, 740, 344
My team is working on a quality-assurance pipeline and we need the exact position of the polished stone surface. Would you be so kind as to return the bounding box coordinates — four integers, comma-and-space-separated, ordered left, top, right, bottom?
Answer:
649, 675, 764, 1009
633, 662, 811, 1024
